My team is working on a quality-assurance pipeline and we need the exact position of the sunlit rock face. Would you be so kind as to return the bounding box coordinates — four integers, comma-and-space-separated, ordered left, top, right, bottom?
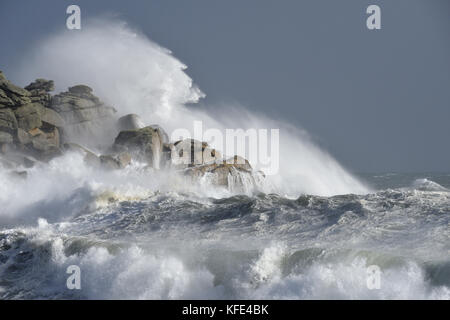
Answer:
0, 71, 261, 191
50, 84, 117, 150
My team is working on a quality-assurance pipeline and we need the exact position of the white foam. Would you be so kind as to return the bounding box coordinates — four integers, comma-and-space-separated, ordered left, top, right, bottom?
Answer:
12, 17, 369, 197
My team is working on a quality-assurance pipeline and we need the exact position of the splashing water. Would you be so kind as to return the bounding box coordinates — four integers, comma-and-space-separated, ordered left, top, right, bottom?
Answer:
5, 18, 447, 301
13, 18, 368, 197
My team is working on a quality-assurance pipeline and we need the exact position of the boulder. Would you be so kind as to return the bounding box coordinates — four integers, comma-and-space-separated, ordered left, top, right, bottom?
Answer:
51, 95, 115, 125
0, 88, 14, 107
0, 77, 30, 98
0, 131, 13, 144
25, 79, 54, 108
14, 103, 42, 131
51, 86, 116, 148
225, 155, 252, 171
0, 143, 13, 155
17, 128, 31, 145
171, 139, 222, 168
36, 105, 65, 127
25, 79, 54, 92
99, 155, 121, 170
149, 124, 169, 144
116, 152, 132, 168
113, 126, 163, 168
68, 85, 93, 95
30, 127, 60, 151
162, 143, 174, 168
117, 114, 144, 131
99, 152, 132, 170
0, 108, 18, 134
24, 127, 61, 161
183, 159, 253, 188
0, 72, 31, 107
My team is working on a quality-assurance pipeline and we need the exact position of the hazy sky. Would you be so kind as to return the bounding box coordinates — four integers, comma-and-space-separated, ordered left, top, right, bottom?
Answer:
1, 0, 449, 173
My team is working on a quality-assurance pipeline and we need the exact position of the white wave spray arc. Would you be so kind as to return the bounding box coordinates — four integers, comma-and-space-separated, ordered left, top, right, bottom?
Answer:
14, 19, 368, 196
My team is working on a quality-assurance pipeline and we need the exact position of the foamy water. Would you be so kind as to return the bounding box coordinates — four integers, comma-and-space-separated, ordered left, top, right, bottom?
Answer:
0, 19, 448, 300
13, 18, 368, 197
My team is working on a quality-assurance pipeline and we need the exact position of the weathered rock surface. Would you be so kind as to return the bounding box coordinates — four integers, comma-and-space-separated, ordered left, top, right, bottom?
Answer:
0, 108, 18, 134
68, 85, 94, 96
0, 74, 64, 162
0, 88, 14, 107
118, 114, 144, 131
171, 139, 222, 168
25, 78, 54, 93
0, 71, 32, 108
25, 79, 54, 107
0, 71, 261, 192
14, 103, 42, 131
99, 152, 132, 170
51, 85, 116, 149
0, 131, 13, 144
183, 157, 254, 190
0, 72, 30, 99
224, 155, 252, 171
113, 126, 163, 168
36, 105, 65, 128
149, 124, 169, 144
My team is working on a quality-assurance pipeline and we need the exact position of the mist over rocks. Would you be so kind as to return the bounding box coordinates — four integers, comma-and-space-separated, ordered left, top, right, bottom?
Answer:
24, 79, 54, 107
0, 72, 261, 192
51, 84, 117, 149
118, 114, 144, 131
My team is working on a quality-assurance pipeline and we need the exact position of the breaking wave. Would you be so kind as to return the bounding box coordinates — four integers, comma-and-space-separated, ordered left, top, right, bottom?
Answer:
1, 18, 448, 300
13, 18, 368, 197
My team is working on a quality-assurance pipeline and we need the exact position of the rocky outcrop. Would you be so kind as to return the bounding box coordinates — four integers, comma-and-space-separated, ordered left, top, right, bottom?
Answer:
169, 139, 222, 169
117, 114, 144, 131
0, 73, 64, 161
0, 108, 18, 134
0, 71, 32, 107
113, 126, 164, 168
0, 131, 13, 144
24, 79, 54, 107
99, 153, 132, 170
182, 156, 258, 192
62, 143, 131, 171
50, 84, 117, 149
14, 103, 42, 131
0, 73, 117, 165
0, 71, 262, 192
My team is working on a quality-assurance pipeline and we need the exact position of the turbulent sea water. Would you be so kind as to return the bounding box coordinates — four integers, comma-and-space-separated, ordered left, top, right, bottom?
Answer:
0, 169, 449, 300
1, 19, 448, 300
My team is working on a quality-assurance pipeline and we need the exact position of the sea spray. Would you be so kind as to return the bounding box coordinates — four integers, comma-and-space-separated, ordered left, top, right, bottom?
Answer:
13, 18, 368, 196
1, 18, 448, 301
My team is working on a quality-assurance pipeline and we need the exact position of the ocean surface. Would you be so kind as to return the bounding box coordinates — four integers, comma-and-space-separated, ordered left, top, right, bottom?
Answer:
0, 169, 449, 300
1, 19, 449, 300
